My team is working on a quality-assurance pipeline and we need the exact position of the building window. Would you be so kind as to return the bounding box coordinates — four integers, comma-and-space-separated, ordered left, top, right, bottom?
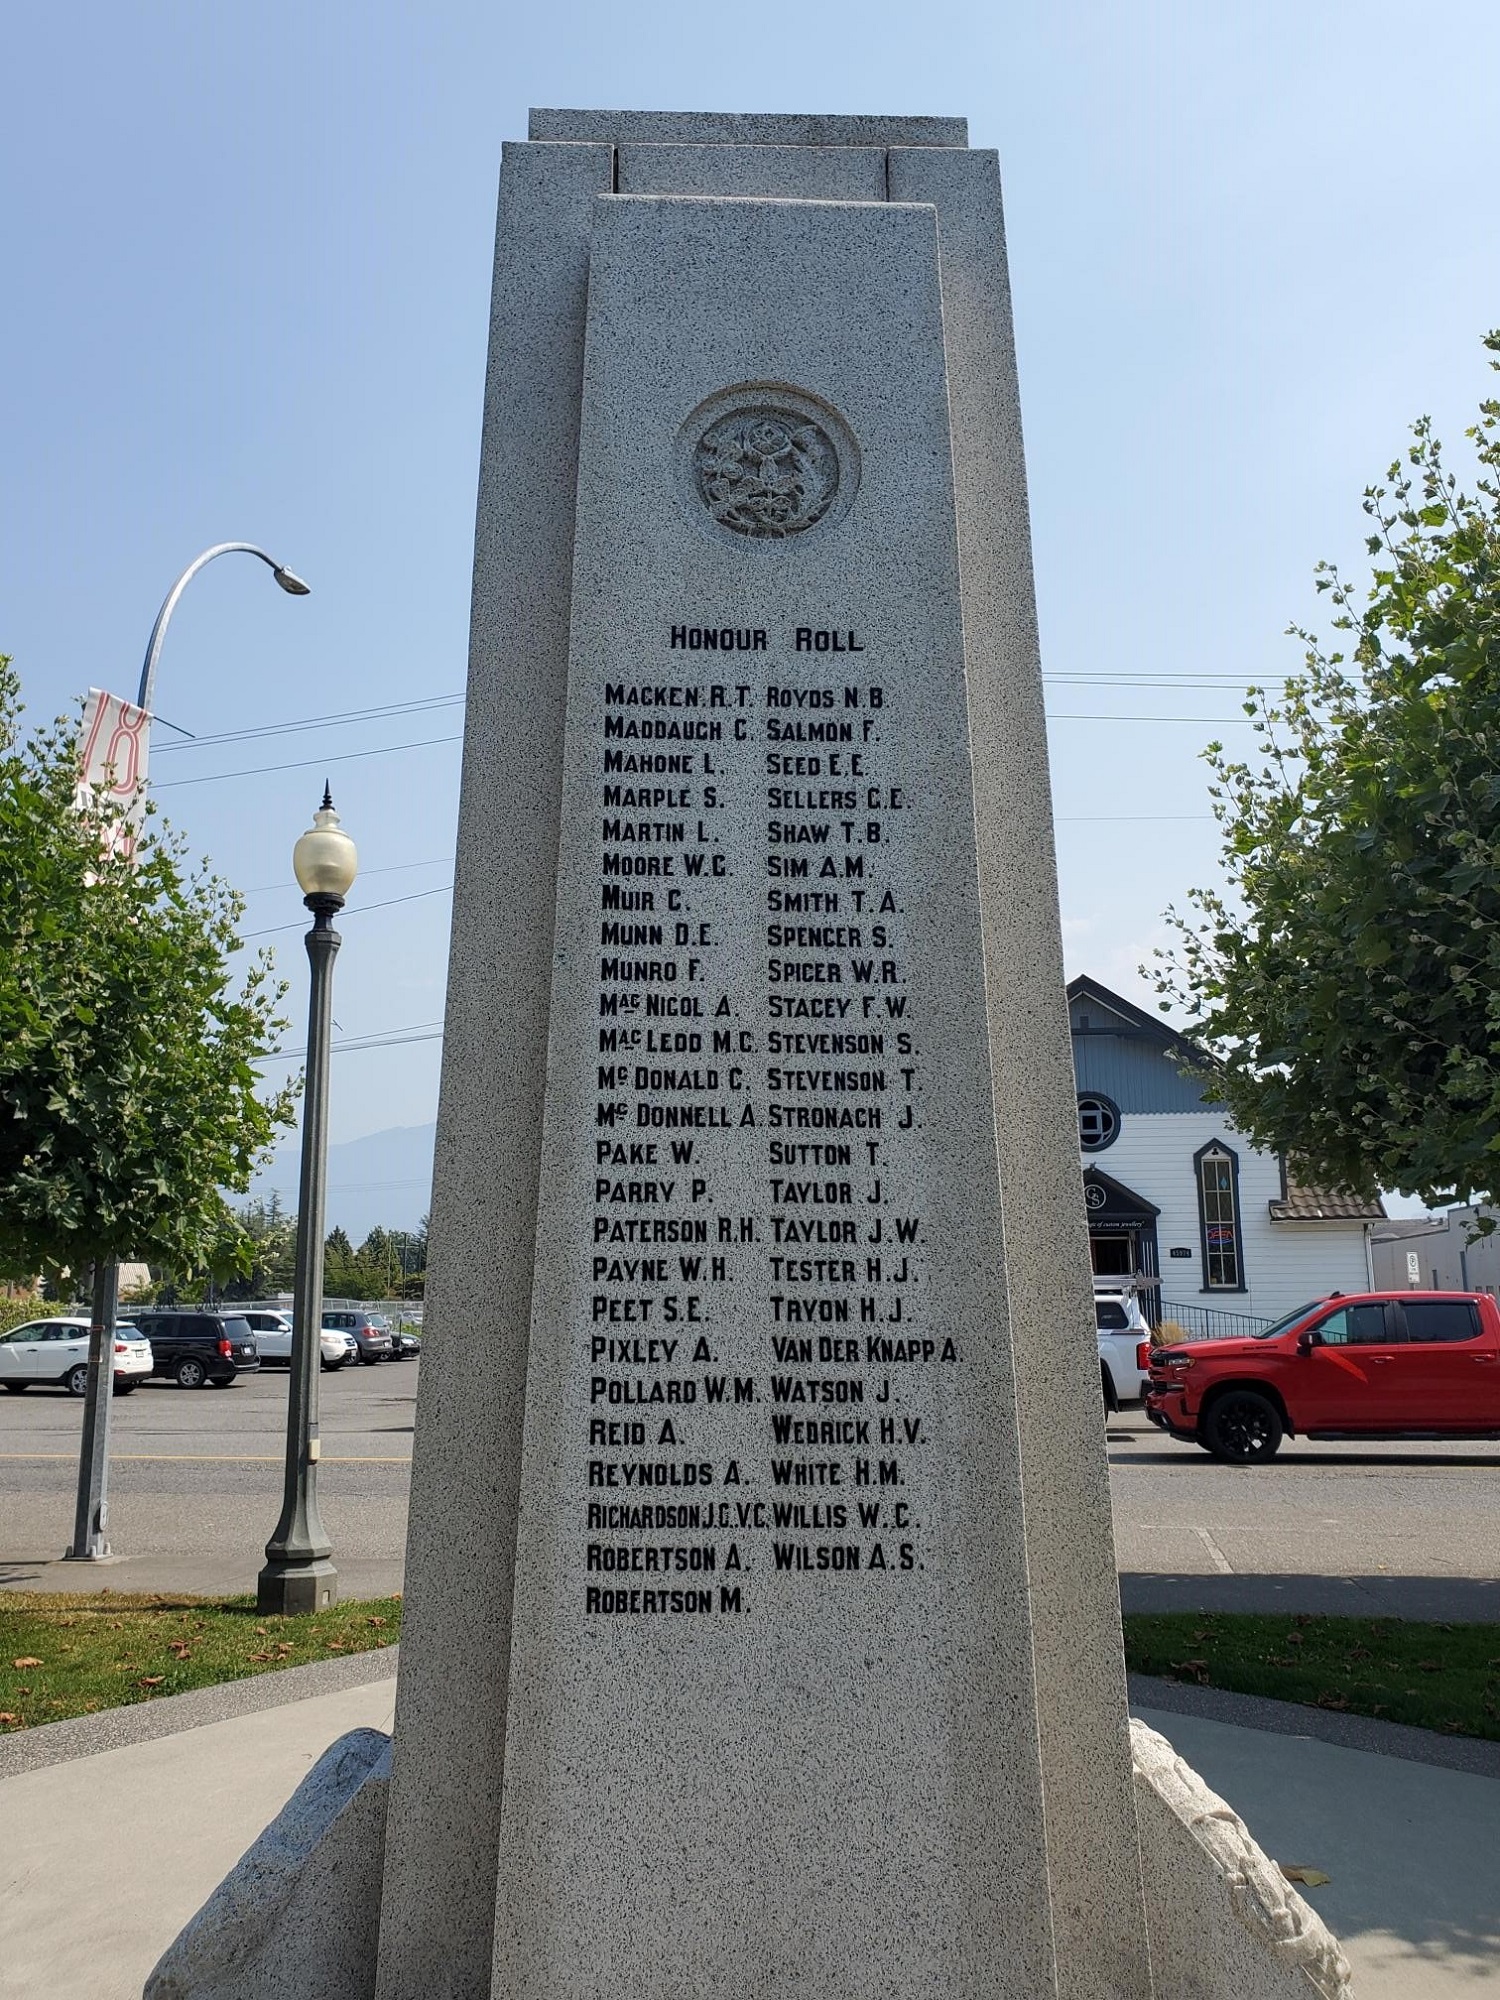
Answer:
1077, 1093, 1120, 1152
1195, 1142, 1244, 1290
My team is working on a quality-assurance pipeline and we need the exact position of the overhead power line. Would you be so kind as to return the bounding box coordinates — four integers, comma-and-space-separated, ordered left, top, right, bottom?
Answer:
253, 1019, 447, 1065
240, 854, 452, 897
151, 711, 1247, 795
154, 693, 464, 754
241, 803, 1219, 940
240, 883, 454, 941
153, 734, 463, 791
147, 676, 1271, 780
1047, 714, 1255, 725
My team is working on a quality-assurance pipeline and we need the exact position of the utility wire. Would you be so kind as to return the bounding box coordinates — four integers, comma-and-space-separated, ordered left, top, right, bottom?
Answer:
154, 693, 464, 754
253, 1022, 446, 1065
153, 710, 1248, 793
240, 854, 452, 897
150, 676, 1276, 770
240, 883, 454, 941
153, 734, 462, 791
242, 805, 1218, 935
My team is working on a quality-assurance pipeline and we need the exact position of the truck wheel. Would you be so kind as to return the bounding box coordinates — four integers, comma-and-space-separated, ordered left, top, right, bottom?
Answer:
1202, 1389, 1283, 1464
1101, 1361, 1119, 1414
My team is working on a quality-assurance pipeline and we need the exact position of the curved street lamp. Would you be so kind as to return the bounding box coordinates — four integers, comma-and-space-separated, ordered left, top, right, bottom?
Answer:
258, 787, 359, 1614
137, 542, 311, 714
66, 541, 310, 1566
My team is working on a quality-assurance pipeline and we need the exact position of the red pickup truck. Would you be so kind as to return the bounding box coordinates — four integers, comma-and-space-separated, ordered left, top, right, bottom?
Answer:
1144, 1291, 1500, 1463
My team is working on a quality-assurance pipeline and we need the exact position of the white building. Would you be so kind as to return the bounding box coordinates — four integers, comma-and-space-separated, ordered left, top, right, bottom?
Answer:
1068, 977, 1381, 1332
1371, 1209, 1500, 1296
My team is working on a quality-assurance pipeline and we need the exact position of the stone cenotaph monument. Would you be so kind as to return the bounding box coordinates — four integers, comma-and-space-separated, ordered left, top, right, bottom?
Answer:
146, 110, 1353, 2000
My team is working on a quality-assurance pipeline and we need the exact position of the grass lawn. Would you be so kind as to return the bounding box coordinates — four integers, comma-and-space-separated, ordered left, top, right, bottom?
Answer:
0, 1592, 402, 1733
1124, 1612, 1500, 1741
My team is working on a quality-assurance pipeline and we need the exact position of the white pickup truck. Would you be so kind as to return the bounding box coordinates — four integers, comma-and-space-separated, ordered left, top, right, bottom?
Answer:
1095, 1283, 1151, 1409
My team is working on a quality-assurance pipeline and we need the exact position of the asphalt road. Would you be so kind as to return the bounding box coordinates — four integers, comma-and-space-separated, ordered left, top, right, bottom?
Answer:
1107, 1406, 1500, 1620
2, 1372, 1497, 1613
0, 1357, 416, 1598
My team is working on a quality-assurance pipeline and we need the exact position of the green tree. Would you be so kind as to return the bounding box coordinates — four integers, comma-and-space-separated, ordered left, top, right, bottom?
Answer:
1154, 340, 1500, 1213
323, 1225, 360, 1298
359, 1225, 392, 1293
0, 659, 296, 1280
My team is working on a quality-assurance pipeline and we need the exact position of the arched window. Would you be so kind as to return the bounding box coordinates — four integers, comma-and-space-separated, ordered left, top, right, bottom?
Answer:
1077, 1093, 1120, 1152
1195, 1141, 1244, 1291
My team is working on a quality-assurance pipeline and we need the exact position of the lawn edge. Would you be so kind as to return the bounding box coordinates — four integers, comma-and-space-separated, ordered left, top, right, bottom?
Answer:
0, 1641, 398, 1779
1130, 1670, 1500, 1780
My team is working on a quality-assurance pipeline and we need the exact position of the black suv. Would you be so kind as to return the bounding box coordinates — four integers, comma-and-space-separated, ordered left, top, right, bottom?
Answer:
126, 1310, 261, 1389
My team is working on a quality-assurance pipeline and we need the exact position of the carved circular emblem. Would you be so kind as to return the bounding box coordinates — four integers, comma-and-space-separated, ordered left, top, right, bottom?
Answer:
695, 407, 838, 538
679, 386, 858, 545
1085, 1182, 1108, 1210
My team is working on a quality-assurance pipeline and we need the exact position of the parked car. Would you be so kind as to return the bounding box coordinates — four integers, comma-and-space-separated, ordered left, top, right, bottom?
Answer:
125, 1310, 261, 1389
1096, 1285, 1151, 1410
321, 1309, 394, 1365
0, 1318, 152, 1397
1144, 1290, 1500, 1462
241, 1309, 353, 1372
390, 1327, 422, 1359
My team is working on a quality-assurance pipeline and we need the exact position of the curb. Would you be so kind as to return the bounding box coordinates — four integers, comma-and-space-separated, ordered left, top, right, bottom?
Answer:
1130, 1670, 1500, 1780
0, 1644, 399, 1780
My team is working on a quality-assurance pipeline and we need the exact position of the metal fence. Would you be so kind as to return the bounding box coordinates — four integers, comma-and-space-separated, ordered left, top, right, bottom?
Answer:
234, 1296, 424, 1330
1155, 1300, 1273, 1343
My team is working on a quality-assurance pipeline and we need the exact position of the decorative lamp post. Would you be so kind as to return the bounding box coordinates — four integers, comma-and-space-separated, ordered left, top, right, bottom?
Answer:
257, 786, 357, 1614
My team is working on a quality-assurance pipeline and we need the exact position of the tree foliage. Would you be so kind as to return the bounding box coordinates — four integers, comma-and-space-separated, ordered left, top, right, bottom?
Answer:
0, 659, 296, 1278
1154, 341, 1500, 1212
324, 1222, 426, 1300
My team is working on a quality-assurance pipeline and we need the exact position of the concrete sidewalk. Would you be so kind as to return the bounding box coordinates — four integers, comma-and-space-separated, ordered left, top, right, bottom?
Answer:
1137, 1696, 1500, 1998
2, 1662, 1496, 1999
0, 1669, 397, 2000
0, 1552, 405, 1598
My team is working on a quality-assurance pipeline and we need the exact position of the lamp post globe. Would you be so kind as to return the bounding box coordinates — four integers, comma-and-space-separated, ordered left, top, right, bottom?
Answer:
293, 786, 359, 903
257, 786, 357, 1615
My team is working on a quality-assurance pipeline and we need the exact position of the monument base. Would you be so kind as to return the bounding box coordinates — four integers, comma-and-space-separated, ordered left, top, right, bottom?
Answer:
143, 1730, 388, 2000
142, 1724, 1355, 2000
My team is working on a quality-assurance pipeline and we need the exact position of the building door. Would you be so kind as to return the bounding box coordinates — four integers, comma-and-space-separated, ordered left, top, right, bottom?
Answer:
1083, 1169, 1161, 1319
1090, 1235, 1135, 1277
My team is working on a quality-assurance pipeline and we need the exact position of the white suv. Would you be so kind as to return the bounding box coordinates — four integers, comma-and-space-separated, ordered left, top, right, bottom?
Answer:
0, 1317, 153, 1396
1095, 1287, 1151, 1409
241, 1310, 353, 1372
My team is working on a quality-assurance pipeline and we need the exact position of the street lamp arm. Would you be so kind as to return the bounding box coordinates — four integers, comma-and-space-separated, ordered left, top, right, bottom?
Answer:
136, 542, 311, 712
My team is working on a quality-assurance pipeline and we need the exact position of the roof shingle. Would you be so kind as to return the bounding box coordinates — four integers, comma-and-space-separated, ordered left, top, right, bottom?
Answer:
1268, 1175, 1386, 1223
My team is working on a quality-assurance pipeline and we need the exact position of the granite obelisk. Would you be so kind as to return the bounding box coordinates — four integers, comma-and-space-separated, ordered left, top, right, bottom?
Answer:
377, 112, 1153, 2000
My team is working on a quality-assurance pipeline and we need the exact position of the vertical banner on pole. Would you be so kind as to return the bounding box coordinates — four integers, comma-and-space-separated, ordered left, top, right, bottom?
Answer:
63, 690, 150, 1561
77, 688, 151, 861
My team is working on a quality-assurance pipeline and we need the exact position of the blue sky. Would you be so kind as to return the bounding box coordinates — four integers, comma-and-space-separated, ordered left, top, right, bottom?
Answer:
5, 2, 1497, 1226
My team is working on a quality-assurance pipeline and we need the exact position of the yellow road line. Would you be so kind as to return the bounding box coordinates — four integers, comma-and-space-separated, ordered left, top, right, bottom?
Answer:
0, 1452, 411, 1465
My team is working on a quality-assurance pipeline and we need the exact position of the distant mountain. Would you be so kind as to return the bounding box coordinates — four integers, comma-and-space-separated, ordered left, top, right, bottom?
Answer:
250, 1121, 435, 1243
